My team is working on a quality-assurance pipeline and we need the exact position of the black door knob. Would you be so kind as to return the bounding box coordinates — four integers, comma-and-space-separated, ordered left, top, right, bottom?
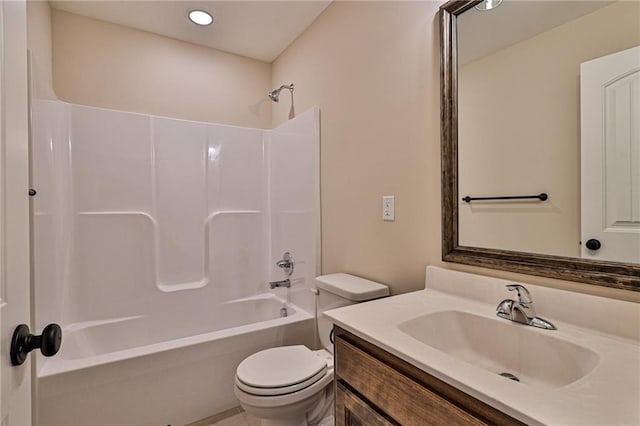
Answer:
10, 323, 62, 366
585, 239, 601, 251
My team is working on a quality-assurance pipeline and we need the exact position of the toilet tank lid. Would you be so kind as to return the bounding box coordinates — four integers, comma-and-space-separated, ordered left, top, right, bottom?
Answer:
315, 273, 389, 301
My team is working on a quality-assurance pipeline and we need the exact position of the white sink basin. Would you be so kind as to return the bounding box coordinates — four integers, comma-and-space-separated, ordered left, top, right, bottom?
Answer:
397, 310, 600, 389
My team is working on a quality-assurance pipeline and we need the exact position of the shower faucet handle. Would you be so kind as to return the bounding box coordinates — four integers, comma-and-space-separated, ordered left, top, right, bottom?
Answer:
276, 252, 294, 276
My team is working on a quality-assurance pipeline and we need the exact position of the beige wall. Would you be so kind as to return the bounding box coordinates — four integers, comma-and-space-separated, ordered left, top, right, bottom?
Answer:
273, 1, 441, 296
458, 1, 640, 259
272, 1, 639, 302
27, 0, 55, 99
52, 9, 272, 128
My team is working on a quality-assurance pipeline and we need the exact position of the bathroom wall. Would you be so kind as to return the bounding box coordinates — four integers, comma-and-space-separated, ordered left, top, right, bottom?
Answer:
272, 1, 640, 302
458, 1, 640, 258
51, 9, 272, 129
32, 101, 267, 328
26, 0, 55, 99
272, 1, 442, 295
31, 100, 320, 330
267, 108, 321, 314
35, 1, 639, 301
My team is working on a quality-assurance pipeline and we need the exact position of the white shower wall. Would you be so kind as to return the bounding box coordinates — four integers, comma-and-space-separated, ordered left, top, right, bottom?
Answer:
267, 109, 321, 314
31, 100, 319, 340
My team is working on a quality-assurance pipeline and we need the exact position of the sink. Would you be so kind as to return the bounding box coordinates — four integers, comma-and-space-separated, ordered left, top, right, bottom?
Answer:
397, 310, 599, 389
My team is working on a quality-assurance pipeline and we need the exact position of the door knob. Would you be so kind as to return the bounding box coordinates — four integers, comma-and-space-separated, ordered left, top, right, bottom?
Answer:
10, 323, 62, 366
585, 239, 601, 251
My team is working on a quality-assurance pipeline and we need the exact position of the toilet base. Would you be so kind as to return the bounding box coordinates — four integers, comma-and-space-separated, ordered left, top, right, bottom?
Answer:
240, 392, 320, 426
235, 378, 333, 426
317, 415, 335, 426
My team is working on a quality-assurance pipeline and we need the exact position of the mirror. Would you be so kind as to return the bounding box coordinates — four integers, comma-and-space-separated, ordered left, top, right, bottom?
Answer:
440, 0, 640, 291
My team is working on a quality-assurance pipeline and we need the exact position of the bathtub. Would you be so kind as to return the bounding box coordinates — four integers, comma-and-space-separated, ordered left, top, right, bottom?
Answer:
37, 294, 315, 426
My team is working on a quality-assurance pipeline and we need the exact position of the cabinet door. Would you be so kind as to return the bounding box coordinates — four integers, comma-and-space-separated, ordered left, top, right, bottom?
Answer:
335, 382, 396, 426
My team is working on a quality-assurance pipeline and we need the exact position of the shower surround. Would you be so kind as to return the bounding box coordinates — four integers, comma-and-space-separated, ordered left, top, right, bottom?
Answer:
31, 101, 320, 425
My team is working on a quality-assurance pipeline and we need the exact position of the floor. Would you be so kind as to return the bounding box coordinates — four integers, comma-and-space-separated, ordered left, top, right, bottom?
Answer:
209, 411, 259, 426
193, 406, 335, 426
187, 407, 259, 426
211, 413, 336, 426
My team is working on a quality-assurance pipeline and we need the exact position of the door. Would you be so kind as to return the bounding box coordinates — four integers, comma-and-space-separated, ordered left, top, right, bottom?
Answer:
0, 0, 33, 424
581, 46, 640, 263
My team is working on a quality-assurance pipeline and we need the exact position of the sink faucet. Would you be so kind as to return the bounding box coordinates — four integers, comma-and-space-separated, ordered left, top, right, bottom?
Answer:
496, 284, 556, 330
269, 278, 291, 289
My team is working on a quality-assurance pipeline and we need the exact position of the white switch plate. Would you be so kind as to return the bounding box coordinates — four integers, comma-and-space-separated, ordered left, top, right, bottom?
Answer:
383, 195, 395, 221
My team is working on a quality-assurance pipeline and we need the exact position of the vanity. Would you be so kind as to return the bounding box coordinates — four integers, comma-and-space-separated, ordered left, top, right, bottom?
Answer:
325, 267, 640, 425
334, 327, 523, 425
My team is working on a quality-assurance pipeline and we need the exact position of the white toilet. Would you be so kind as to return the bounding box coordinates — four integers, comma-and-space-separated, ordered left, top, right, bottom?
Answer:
233, 273, 389, 426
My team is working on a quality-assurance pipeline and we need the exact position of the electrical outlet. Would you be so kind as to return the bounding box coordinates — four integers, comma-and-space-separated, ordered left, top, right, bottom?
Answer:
383, 196, 395, 221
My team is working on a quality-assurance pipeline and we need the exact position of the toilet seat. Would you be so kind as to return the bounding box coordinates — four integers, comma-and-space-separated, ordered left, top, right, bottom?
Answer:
235, 346, 328, 397
236, 367, 327, 396
234, 366, 334, 410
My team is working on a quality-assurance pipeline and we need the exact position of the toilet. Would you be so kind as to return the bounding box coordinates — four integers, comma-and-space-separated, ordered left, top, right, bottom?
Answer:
233, 273, 389, 426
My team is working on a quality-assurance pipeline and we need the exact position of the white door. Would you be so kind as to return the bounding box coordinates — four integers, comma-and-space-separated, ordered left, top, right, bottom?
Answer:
581, 46, 640, 263
0, 0, 33, 424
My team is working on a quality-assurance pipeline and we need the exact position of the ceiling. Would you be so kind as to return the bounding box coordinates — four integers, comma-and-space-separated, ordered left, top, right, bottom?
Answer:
50, 0, 332, 63
458, 1, 613, 64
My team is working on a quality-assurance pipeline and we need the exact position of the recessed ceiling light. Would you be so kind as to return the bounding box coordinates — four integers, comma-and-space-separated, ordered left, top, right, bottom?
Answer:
188, 10, 213, 26
475, 0, 503, 11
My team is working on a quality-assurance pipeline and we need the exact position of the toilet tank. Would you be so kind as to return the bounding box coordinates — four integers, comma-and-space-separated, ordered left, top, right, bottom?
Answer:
316, 273, 389, 352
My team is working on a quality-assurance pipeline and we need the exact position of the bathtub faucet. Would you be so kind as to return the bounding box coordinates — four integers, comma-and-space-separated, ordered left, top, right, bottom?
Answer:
276, 252, 294, 277
269, 279, 291, 289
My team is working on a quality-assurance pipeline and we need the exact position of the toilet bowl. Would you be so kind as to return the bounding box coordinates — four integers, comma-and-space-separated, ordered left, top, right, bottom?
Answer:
234, 346, 334, 426
233, 273, 389, 426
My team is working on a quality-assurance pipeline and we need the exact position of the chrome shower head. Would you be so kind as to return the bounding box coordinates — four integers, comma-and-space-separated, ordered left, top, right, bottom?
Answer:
268, 90, 280, 102
268, 84, 294, 102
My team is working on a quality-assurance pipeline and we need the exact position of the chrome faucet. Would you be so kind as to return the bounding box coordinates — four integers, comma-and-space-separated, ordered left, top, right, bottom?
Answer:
496, 284, 556, 330
269, 278, 291, 289
275, 252, 294, 277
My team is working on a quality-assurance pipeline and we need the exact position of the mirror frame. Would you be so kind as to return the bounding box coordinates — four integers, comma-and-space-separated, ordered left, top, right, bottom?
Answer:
440, 0, 640, 292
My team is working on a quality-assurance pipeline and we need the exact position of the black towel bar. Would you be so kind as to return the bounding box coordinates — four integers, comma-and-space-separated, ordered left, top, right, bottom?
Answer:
462, 193, 548, 203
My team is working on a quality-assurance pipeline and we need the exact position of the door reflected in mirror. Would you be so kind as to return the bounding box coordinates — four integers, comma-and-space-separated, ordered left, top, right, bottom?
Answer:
456, 0, 640, 265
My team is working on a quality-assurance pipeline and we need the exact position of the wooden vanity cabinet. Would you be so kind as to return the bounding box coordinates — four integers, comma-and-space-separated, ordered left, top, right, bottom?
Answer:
333, 326, 524, 426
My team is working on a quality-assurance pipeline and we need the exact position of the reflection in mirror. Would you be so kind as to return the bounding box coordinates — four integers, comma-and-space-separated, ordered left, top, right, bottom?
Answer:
440, 0, 640, 290
456, 1, 640, 265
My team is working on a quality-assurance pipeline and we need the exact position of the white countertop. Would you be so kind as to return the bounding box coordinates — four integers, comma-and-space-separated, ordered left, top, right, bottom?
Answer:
324, 267, 640, 425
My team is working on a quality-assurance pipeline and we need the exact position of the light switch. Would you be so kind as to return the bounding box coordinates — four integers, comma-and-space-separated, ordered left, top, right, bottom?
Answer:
383, 195, 395, 221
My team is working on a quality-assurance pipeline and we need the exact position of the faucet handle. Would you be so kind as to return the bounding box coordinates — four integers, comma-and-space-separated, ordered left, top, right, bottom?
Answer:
276, 252, 294, 277
506, 284, 533, 305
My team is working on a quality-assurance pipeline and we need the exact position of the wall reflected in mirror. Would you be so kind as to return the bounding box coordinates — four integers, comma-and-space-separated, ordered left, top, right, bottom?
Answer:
457, 0, 640, 265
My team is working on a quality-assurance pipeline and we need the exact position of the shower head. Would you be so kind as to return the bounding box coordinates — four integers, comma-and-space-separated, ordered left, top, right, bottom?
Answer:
268, 90, 279, 102
268, 84, 294, 102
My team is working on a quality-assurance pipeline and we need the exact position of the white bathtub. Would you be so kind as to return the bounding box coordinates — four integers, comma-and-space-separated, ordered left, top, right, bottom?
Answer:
37, 294, 315, 426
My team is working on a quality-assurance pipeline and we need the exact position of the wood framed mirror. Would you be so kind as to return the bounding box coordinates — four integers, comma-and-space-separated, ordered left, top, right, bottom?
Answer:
440, 0, 640, 291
